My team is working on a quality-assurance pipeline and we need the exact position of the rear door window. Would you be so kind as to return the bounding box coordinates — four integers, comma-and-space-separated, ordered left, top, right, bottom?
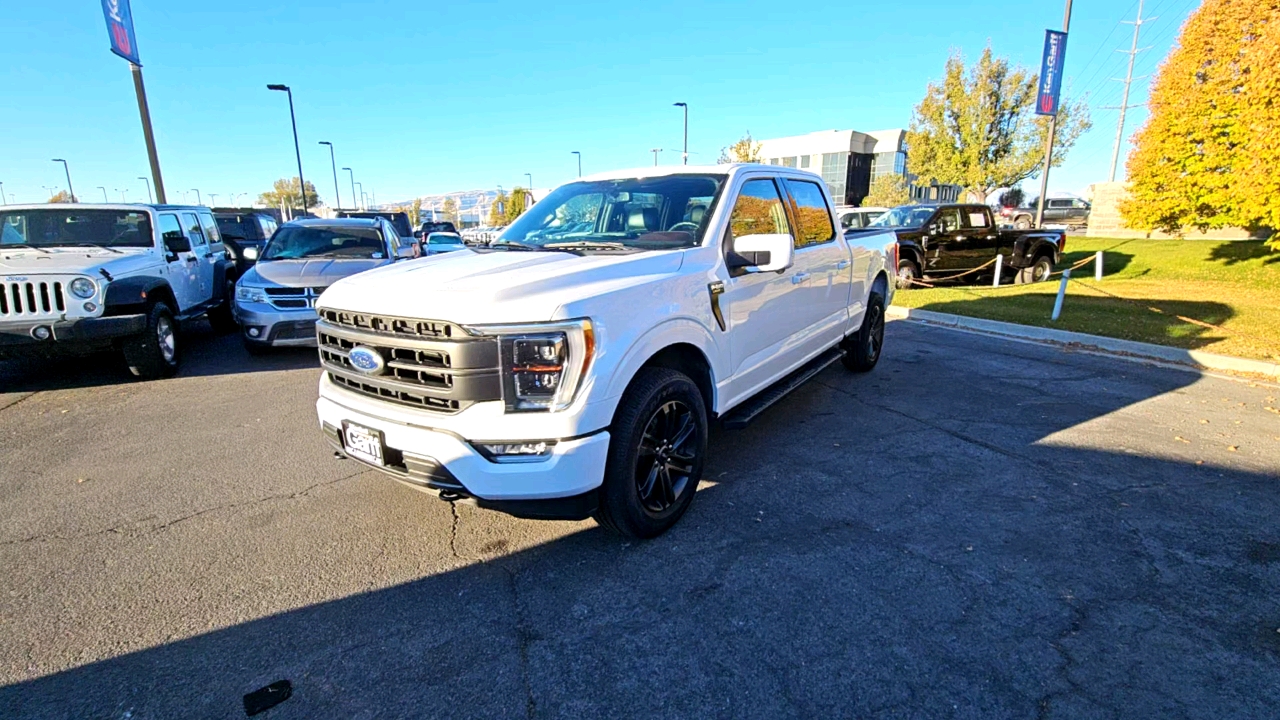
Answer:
198, 213, 222, 246
181, 212, 207, 246
783, 179, 836, 248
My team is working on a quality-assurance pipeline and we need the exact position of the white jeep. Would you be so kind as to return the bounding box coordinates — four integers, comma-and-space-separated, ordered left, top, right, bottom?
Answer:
0, 204, 238, 378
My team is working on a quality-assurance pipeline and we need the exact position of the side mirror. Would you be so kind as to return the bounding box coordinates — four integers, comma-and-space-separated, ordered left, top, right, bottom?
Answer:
727, 233, 794, 274
163, 232, 191, 255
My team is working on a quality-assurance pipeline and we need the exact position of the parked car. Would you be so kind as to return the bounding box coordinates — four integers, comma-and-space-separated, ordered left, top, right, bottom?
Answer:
0, 203, 237, 378
864, 203, 1065, 287
835, 206, 888, 230
336, 211, 414, 239
1000, 197, 1091, 230
213, 211, 279, 273
421, 232, 469, 255
233, 217, 416, 354
313, 164, 896, 538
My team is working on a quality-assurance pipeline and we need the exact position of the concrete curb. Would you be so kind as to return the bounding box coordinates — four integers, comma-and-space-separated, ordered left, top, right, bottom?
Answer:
887, 305, 1280, 380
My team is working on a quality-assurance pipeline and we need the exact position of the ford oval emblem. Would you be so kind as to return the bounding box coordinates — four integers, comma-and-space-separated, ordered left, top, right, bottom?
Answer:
348, 346, 385, 375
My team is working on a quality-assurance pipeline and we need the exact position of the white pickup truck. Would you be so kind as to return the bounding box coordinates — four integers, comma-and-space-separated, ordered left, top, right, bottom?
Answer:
315, 165, 896, 537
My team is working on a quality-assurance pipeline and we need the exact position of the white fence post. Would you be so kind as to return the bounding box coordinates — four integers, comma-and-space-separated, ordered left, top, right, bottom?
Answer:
1051, 268, 1071, 321
1095, 250, 1103, 281
993, 254, 1003, 287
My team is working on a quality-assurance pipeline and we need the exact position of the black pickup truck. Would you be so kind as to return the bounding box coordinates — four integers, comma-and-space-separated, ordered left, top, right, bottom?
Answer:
856, 203, 1066, 287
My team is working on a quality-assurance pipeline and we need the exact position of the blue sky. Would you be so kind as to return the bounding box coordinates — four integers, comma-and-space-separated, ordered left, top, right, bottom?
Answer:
1, 0, 1200, 207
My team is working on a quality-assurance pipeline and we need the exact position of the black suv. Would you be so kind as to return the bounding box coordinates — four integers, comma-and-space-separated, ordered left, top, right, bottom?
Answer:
214, 211, 279, 272
336, 211, 413, 239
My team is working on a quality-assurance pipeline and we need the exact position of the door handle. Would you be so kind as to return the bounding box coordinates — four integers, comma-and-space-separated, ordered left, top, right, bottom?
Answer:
836, 259, 850, 270
185, 256, 198, 263
791, 272, 810, 284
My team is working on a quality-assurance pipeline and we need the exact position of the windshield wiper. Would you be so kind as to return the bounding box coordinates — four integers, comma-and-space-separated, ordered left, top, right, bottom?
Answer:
2, 243, 50, 254
542, 240, 632, 251
489, 240, 542, 252
73, 242, 122, 254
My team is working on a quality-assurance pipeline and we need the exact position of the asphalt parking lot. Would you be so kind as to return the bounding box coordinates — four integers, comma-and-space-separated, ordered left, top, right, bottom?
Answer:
2, 320, 1278, 719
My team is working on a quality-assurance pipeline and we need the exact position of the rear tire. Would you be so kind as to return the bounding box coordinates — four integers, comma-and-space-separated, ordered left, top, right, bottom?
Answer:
1014, 217, 1032, 230
594, 368, 707, 539
842, 290, 886, 372
122, 302, 179, 379
1017, 255, 1054, 284
206, 279, 238, 335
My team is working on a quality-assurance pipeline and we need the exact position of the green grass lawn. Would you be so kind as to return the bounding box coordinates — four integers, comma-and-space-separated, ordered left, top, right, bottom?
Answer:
891, 237, 1280, 362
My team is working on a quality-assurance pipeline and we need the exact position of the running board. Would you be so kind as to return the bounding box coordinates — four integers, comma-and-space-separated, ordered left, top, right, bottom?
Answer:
720, 347, 845, 429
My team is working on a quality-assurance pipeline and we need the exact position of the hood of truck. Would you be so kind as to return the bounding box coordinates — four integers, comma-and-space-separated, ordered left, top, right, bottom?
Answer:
0, 247, 158, 279
244, 257, 391, 289
318, 249, 685, 325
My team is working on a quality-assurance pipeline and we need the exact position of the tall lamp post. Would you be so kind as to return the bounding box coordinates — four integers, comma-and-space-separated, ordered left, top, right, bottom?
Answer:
1034, 0, 1074, 228
319, 141, 341, 211
571, 151, 581, 177
524, 173, 533, 204
116, 188, 128, 202
672, 102, 688, 165
355, 182, 364, 210
51, 159, 76, 201
0, 182, 7, 205
651, 148, 662, 166
191, 188, 202, 205
208, 193, 219, 206
137, 176, 153, 203
43, 186, 57, 201
97, 186, 109, 202
267, 84, 308, 214
342, 168, 356, 211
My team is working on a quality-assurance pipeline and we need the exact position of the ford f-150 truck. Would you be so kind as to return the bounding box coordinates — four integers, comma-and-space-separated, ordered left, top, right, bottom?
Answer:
863, 203, 1065, 287
314, 165, 896, 537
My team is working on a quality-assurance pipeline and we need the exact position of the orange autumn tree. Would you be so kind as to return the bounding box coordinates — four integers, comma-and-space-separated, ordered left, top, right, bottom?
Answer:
1121, 0, 1280, 248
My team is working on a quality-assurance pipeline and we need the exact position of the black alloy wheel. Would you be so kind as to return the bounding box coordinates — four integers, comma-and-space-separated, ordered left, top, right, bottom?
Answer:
635, 400, 699, 513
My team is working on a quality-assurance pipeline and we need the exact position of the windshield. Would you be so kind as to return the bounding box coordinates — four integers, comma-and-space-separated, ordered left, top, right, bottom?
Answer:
870, 206, 938, 229
0, 209, 154, 248
497, 174, 726, 251
260, 225, 387, 260
427, 234, 463, 245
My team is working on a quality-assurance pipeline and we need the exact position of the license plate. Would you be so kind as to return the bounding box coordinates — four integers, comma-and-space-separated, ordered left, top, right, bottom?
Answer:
342, 422, 385, 466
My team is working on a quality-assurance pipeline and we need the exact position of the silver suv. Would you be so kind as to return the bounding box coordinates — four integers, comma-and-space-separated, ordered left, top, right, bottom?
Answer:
233, 217, 417, 353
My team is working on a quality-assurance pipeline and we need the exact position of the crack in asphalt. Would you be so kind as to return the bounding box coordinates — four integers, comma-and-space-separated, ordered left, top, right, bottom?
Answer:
448, 501, 462, 561
0, 392, 37, 414
0, 469, 367, 547
499, 562, 537, 720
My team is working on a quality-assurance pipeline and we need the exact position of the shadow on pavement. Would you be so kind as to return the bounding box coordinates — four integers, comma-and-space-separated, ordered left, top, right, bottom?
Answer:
0, 319, 317, 393
2, 324, 1278, 718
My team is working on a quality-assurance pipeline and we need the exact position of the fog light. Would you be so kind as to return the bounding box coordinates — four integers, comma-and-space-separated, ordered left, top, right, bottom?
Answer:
474, 440, 556, 463
31, 326, 52, 340
82, 302, 97, 312
247, 327, 262, 338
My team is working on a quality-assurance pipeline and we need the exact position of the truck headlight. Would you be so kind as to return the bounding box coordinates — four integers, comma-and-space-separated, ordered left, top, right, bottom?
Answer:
243, 246, 259, 260
236, 285, 266, 304
69, 277, 97, 299
467, 319, 595, 412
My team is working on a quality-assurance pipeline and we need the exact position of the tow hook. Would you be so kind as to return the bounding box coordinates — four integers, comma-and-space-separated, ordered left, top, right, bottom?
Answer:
333, 450, 347, 460
438, 490, 465, 502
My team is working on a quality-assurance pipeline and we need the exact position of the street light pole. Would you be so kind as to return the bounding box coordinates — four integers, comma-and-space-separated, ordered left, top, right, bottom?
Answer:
673, 103, 688, 165
116, 188, 128, 202
267, 84, 308, 214
343, 168, 356, 211
137, 176, 153, 203
571, 151, 581, 177
191, 188, 202, 205
208, 193, 219, 206
52, 159, 76, 202
1034, 0, 1074, 229
0, 182, 7, 205
355, 182, 364, 210
43, 186, 57, 201
97, 186, 109, 202
525, 173, 533, 202
651, 148, 662, 166
319, 141, 341, 211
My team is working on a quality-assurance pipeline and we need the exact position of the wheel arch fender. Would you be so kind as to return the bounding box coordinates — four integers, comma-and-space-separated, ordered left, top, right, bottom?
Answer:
213, 258, 237, 300
599, 318, 722, 418
897, 241, 924, 270
102, 277, 176, 317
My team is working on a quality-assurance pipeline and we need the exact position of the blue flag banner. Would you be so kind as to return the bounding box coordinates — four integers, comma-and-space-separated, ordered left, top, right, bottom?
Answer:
102, 0, 140, 65
1037, 30, 1068, 116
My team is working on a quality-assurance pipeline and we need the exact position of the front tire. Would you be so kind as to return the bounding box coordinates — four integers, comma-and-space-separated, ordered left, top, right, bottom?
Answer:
842, 289, 886, 372
1017, 255, 1054, 284
122, 302, 179, 379
896, 260, 920, 289
594, 368, 707, 539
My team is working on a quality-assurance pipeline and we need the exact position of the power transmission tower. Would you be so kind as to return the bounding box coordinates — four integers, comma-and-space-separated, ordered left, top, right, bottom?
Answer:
1107, 0, 1156, 182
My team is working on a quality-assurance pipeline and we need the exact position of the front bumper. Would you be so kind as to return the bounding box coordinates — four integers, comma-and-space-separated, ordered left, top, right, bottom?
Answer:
316, 392, 610, 514
234, 302, 318, 347
0, 314, 147, 352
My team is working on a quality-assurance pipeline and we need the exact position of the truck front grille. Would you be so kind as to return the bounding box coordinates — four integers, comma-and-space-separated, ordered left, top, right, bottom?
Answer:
319, 308, 465, 339
1, 281, 66, 319
316, 315, 501, 413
